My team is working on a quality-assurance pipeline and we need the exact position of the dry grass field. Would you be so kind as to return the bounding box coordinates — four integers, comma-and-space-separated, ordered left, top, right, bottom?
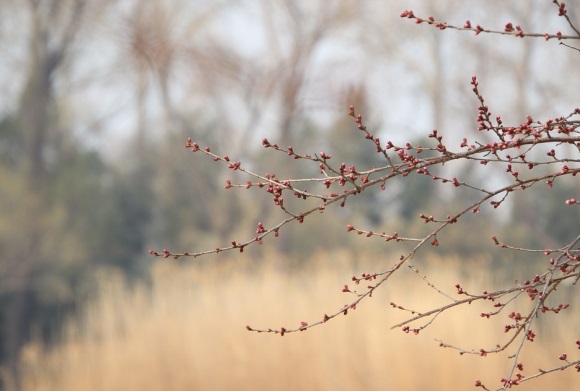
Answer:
18, 252, 579, 390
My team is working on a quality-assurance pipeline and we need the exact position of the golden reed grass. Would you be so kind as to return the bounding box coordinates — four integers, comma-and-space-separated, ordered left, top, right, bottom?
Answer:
18, 251, 578, 390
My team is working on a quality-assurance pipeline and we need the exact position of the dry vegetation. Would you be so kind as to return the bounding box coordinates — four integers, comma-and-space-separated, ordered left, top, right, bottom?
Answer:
19, 252, 578, 391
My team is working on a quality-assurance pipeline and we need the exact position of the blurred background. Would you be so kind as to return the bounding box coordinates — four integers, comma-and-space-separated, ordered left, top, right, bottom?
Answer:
0, 0, 578, 390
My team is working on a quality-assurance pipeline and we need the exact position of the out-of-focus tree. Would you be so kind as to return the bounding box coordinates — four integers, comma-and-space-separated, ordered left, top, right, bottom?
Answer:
108, 0, 371, 255
0, 1, 119, 388
195, 0, 369, 254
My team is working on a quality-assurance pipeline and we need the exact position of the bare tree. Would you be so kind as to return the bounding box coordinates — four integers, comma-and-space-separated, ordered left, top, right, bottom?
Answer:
151, 2, 580, 389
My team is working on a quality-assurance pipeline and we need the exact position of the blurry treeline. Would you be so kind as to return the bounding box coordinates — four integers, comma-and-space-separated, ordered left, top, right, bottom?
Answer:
0, 0, 578, 389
